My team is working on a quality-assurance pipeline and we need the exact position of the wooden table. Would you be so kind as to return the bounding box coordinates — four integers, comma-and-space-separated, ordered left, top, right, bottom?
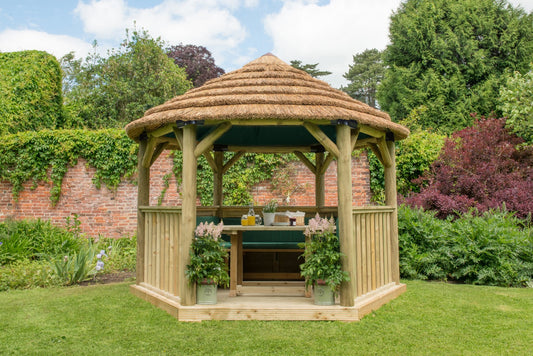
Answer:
222, 225, 307, 296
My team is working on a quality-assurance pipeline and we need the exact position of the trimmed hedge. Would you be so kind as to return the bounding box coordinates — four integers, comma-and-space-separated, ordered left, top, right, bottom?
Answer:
0, 51, 63, 135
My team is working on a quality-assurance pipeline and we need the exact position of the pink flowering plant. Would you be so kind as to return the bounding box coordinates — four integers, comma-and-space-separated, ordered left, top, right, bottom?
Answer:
186, 222, 229, 287
299, 214, 349, 292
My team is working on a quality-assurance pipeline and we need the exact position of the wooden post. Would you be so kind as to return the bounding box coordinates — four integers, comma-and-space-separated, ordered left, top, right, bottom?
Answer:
137, 138, 150, 284
384, 139, 400, 284
180, 125, 197, 305
213, 151, 224, 207
315, 152, 325, 208
336, 125, 356, 306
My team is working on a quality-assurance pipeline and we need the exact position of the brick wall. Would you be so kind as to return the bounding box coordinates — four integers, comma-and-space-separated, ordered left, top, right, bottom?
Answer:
0, 151, 371, 238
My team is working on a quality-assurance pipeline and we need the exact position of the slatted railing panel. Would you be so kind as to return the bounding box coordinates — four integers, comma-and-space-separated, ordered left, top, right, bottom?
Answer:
143, 209, 181, 296
353, 207, 393, 297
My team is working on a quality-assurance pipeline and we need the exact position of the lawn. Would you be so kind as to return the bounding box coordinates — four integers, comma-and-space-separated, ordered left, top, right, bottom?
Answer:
1, 280, 531, 355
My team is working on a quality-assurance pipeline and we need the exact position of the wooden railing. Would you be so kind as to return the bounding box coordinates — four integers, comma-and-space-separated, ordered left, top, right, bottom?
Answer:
139, 205, 394, 299
352, 206, 394, 296
141, 206, 182, 296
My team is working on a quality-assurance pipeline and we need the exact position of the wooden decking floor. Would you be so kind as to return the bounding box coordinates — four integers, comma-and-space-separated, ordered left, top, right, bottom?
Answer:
130, 282, 406, 322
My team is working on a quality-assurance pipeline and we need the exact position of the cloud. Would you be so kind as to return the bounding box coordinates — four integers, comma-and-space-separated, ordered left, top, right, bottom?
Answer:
75, 0, 249, 65
264, 0, 402, 88
0, 29, 92, 59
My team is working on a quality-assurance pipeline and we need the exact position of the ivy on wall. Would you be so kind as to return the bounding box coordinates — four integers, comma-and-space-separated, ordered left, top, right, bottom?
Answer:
170, 151, 289, 206
0, 51, 63, 135
0, 129, 138, 204
0, 129, 291, 206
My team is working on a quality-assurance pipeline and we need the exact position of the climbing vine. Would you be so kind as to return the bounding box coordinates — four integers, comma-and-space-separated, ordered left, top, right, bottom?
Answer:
170, 151, 290, 206
0, 129, 138, 204
1, 129, 298, 206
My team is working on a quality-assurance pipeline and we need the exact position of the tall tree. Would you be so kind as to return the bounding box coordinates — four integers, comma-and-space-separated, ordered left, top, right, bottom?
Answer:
166, 44, 225, 87
62, 29, 191, 129
343, 49, 384, 108
290, 60, 332, 78
499, 63, 533, 145
378, 0, 533, 133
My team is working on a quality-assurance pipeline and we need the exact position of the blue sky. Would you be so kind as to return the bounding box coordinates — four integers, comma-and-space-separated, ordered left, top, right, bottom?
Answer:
1, 0, 532, 88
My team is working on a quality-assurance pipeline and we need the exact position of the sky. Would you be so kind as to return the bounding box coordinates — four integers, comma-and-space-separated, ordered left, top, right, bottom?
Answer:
0, 0, 532, 88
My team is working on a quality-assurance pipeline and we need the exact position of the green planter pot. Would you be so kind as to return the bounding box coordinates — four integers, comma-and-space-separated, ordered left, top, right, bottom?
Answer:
314, 282, 335, 306
197, 282, 217, 305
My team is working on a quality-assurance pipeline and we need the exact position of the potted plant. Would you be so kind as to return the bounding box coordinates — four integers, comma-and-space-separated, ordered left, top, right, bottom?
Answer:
186, 222, 230, 304
262, 199, 278, 226
299, 214, 349, 305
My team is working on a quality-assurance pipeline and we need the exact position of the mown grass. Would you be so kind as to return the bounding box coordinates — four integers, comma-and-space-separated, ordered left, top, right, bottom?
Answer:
1, 280, 531, 355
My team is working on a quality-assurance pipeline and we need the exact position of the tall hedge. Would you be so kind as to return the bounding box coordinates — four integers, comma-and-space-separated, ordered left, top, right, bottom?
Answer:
0, 51, 63, 135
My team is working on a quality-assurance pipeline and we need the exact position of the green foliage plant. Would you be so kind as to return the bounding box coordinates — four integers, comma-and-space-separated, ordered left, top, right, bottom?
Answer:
0, 129, 137, 204
263, 199, 278, 213
94, 236, 137, 273
0, 51, 63, 135
378, 0, 533, 133
170, 151, 287, 206
398, 205, 533, 287
290, 60, 332, 78
186, 222, 229, 287
51, 241, 98, 285
0, 219, 83, 265
499, 63, 533, 144
0, 260, 56, 291
367, 121, 446, 202
62, 28, 192, 129
299, 214, 349, 292
342, 48, 384, 108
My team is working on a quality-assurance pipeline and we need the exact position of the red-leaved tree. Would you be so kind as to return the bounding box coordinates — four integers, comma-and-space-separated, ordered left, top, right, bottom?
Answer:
403, 117, 533, 219
167, 44, 225, 87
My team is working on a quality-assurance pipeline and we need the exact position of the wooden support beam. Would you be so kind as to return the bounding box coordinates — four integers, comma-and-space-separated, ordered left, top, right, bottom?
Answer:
376, 137, 392, 168
194, 122, 232, 158
150, 123, 176, 138
319, 153, 335, 175
353, 137, 378, 150
384, 141, 400, 284
172, 127, 183, 150
315, 152, 325, 208
213, 151, 224, 207
359, 124, 385, 139
336, 124, 356, 307
350, 128, 361, 152
202, 152, 218, 173
226, 146, 312, 153
149, 142, 169, 166
303, 122, 340, 158
141, 136, 157, 169
180, 125, 197, 306
222, 151, 245, 174
369, 143, 385, 166
293, 151, 316, 173
136, 138, 150, 284
204, 119, 330, 126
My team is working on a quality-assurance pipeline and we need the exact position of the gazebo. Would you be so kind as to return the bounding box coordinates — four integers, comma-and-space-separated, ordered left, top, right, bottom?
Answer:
125, 54, 409, 321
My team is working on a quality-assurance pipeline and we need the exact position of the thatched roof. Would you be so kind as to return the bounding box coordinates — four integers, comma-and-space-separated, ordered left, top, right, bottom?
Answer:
125, 53, 409, 141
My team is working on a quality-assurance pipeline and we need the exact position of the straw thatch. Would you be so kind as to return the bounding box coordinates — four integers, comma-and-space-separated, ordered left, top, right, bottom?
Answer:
125, 53, 409, 141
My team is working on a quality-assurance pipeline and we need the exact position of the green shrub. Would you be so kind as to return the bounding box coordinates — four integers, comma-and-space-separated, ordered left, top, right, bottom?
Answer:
0, 51, 63, 135
398, 205, 533, 287
0, 219, 82, 265
368, 129, 445, 202
51, 242, 97, 285
0, 260, 57, 291
94, 236, 137, 273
